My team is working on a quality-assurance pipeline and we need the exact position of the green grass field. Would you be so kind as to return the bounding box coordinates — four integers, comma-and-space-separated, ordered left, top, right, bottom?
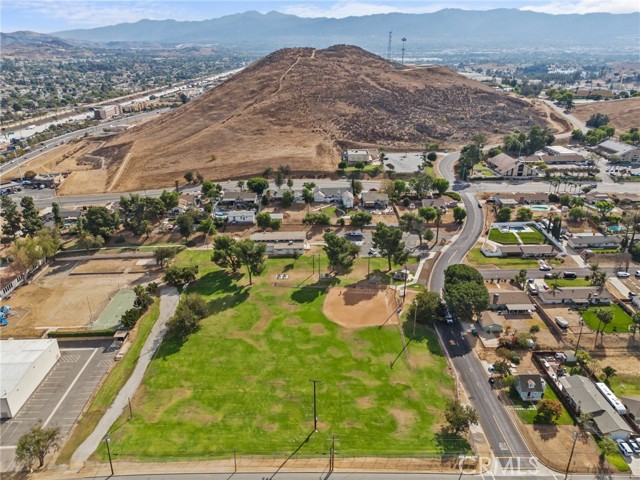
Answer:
582, 304, 633, 334
549, 278, 591, 288
102, 251, 457, 461
609, 374, 640, 397
517, 230, 547, 245
466, 248, 539, 268
488, 229, 519, 244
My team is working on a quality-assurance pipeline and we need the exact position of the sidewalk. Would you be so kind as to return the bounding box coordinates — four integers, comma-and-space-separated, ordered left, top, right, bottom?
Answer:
70, 287, 180, 466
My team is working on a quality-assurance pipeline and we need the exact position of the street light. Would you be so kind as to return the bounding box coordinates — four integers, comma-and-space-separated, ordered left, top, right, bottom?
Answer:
310, 379, 321, 431
104, 434, 114, 476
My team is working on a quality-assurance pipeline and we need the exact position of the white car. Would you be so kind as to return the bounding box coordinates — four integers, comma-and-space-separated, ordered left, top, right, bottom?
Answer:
616, 271, 630, 278
539, 265, 552, 271
635, 270, 640, 279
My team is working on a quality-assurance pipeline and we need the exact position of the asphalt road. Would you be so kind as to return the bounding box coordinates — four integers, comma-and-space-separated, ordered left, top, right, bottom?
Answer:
430, 153, 534, 469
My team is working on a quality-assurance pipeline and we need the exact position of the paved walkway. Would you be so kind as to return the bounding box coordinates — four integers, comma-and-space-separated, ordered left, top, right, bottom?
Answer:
70, 287, 180, 465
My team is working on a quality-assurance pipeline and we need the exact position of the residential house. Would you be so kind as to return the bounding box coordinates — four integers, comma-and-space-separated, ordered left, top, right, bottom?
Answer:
478, 311, 504, 334
537, 287, 612, 306
170, 195, 197, 215
361, 192, 389, 209
489, 291, 535, 314
567, 234, 622, 250
559, 375, 633, 439
597, 140, 640, 162
494, 193, 549, 206
482, 244, 561, 259
345, 149, 371, 165
313, 187, 354, 208
218, 191, 259, 210
486, 153, 536, 178
249, 231, 307, 257
421, 195, 458, 210
227, 210, 256, 224
515, 375, 546, 402
494, 197, 519, 209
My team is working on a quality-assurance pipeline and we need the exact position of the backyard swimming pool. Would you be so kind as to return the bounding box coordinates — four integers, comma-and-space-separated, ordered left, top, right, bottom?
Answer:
531, 205, 551, 211
608, 225, 622, 232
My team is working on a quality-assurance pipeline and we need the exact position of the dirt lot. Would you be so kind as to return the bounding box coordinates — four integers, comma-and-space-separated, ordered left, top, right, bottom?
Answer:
572, 97, 640, 132
0, 259, 160, 338
323, 286, 400, 328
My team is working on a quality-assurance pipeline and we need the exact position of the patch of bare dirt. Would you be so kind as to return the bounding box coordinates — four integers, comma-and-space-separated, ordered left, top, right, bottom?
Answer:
573, 97, 640, 132
322, 286, 398, 328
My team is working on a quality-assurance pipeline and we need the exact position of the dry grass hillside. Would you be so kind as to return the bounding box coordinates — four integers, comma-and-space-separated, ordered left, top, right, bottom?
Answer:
572, 97, 640, 132
86, 45, 551, 191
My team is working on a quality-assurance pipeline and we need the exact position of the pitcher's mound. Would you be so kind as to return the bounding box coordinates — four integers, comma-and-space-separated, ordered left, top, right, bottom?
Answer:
322, 287, 399, 328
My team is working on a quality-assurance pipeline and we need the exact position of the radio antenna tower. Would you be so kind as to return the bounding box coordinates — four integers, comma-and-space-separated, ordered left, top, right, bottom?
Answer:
386, 31, 392, 61
401, 37, 407, 64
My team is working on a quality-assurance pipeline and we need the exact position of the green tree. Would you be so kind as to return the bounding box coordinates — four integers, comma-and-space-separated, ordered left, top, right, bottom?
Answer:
589, 263, 606, 287
274, 170, 284, 189
459, 143, 482, 179
302, 213, 330, 226
77, 232, 104, 251
183, 171, 194, 184
418, 206, 437, 222
493, 360, 511, 377
514, 268, 528, 288
354, 161, 365, 170
350, 211, 372, 228
163, 265, 198, 287
432, 178, 450, 196
159, 189, 179, 210
175, 213, 195, 241
434, 209, 443, 244
323, 232, 360, 270
453, 206, 467, 224
602, 366, 616, 382
302, 188, 314, 211
1, 195, 21, 238
201, 180, 216, 198
630, 311, 640, 338
153, 246, 179, 267
51, 203, 64, 229
594, 308, 614, 346
568, 206, 586, 222
585, 113, 609, 128
235, 239, 266, 285
256, 212, 273, 230
85, 206, 119, 240
496, 207, 512, 222
427, 151, 437, 162
536, 399, 562, 424
281, 189, 294, 207
20, 196, 43, 236
247, 177, 269, 195
598, 436, 618, 464
594, 200, 614, 220
516, 207, 533, 221
400, 213, 428, 244
444, 280, 489, 321
167, 293, 208, 339
372, 223, 408, 270
444, 401, 479, 435
444, 264, 484, 285
408, 291, 443, 325
409, 174, 434, 198
15, 423, 60, 469
211, 235, 241, 272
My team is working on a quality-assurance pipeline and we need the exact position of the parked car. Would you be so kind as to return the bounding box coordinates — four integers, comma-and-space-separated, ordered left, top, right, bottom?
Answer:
563, 272, 577, 279
617, 439, 633, 457
368, 248, 379, 256
636, 270, 640, 279
445, 311, 453, 324
539, 265, 552, 271
627, 438, 640, 454
555, 316, 569, 329
544, 273, 554, 279
616, 271, 630, 278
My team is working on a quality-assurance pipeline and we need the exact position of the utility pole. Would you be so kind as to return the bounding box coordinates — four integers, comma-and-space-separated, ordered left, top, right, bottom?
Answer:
310, 379, 320, 431
574, 316, 584, 354
412, 299, 418, 337
564, 432, 579, 480
330, 433, 335, 472
401, 37, 407, 64
367, 253, 371, 277
104, 435, 114, 476
403, 264, 409, 301
128, 398, 133, 419
386, 31, 392, 61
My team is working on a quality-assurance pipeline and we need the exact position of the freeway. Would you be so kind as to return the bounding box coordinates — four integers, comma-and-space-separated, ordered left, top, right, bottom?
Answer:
430, 152, 535, 469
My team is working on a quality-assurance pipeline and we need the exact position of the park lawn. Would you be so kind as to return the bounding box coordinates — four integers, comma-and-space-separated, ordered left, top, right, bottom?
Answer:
101, 251, 456, 460
517, 230, 547, 245
551, 278, 591, 288
609, 374, 640, 397
56, 300, 161, 464
582, 304, 633, 334
510, 387, 572, 425
488, 229, 519, 244
466, 248, 539, 269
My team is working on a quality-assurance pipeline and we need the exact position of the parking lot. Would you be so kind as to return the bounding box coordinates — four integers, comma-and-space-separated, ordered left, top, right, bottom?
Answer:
0, 339, 115, 471
344, 230, 424, 257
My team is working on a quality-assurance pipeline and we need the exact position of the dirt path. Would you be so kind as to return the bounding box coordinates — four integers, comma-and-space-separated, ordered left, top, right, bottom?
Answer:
70, 287, 180, 465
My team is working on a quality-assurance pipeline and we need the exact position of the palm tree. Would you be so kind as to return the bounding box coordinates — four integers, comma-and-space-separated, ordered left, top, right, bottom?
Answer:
594, 308, 613, 347
631, 311, 640, 339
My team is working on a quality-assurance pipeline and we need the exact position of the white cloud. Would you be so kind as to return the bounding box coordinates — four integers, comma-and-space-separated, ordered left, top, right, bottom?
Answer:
521, 0, 639, 14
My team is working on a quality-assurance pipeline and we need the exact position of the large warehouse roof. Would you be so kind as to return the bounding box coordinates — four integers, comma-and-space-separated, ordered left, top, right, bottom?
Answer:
0, 339, 58, 397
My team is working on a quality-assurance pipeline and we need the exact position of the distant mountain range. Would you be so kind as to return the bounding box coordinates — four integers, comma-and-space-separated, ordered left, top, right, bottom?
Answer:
0, 31, 92, 58
44, 9, 639, 51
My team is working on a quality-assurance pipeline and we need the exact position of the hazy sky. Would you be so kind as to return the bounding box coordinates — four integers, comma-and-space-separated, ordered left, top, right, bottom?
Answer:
2, 0, 638, 33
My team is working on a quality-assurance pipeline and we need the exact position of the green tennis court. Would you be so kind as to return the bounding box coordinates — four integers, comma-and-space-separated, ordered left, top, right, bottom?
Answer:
91, 289, 136, 330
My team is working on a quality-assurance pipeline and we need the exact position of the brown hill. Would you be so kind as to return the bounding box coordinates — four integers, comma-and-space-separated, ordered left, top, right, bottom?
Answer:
572, 97, 640, 132
98, 45, 550, 191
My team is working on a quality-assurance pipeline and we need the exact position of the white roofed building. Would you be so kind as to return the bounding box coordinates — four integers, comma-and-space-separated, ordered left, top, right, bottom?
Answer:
1, 339, 61, 418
